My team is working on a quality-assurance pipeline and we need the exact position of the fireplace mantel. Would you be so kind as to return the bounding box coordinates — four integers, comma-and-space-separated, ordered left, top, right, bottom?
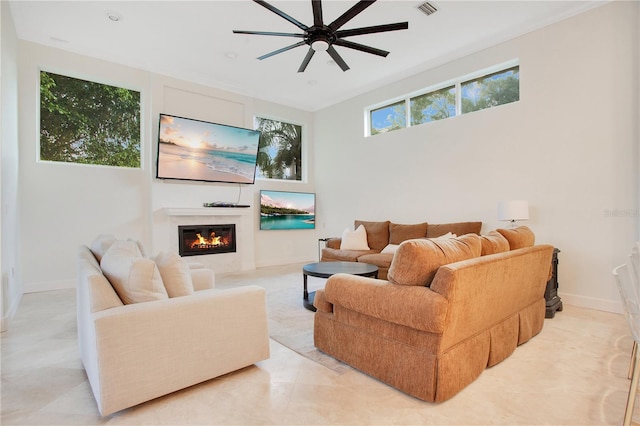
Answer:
163, 207, 253, 217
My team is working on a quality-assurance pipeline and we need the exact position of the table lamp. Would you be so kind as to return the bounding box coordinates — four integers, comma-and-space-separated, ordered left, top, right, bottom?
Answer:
498, 200, 529, 228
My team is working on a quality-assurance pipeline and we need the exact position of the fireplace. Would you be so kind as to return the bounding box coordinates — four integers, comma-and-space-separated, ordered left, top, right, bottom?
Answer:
178, 224, 236, 257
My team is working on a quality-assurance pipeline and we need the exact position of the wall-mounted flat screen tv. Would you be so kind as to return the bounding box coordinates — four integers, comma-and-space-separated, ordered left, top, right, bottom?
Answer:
156, 113, 260, 184
260, 190, 315, 230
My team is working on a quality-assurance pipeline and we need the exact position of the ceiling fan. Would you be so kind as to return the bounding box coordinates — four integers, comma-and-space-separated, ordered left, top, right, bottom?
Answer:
233, 0, 409, 72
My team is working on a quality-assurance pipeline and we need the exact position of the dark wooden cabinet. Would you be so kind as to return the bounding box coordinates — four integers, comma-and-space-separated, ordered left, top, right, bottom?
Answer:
545, 248, 563, 318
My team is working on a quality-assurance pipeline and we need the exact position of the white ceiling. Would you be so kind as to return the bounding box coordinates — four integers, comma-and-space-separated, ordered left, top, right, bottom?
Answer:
9, 0, 606, 112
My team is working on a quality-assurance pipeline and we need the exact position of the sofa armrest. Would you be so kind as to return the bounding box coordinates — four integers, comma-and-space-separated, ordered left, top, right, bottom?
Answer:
322, 274, 448, 333
190, 267, 215, 291
86, 286, 269, 416
326, 238, 342, 249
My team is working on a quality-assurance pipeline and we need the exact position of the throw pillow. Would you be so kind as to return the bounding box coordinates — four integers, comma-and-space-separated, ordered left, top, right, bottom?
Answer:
354, 220, 390, 251
90, 234, 117, 262
479, 231, 511, 255
100, 240, 168, 304
496, 226, 535, 250
340, 225, 370, 251
127, 238, 148, 258
389, 222, 428, 245
388, 234, 482, 287
381, 244, 399, 254
154, 252, 195, 298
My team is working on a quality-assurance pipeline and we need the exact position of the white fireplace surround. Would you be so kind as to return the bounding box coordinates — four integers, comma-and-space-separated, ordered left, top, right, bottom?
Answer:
161, 208, 255, 273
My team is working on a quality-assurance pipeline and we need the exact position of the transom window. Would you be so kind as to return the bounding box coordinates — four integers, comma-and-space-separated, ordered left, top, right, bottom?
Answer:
367, 62, 519, 136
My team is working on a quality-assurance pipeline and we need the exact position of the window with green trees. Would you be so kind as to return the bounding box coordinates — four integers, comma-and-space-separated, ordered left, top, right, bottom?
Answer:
366, 63, 519, 136
461, 66, 519, 114
370, 101, 406, 135
410, 86, 456, 126
254, 117, 303, 181
40, 71, 141, 167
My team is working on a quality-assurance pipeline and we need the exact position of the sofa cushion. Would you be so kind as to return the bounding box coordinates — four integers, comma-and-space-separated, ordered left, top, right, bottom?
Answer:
354, 220, 390, 252
154, 252, 195, 298
388, 234, 482, 287
389, 222, 429, 245
479, 231, 510, 255
340, 225, 370, 250
426, 222, 482, 238
357, 252, 394, 269
381, 244, 399, 254
496, 226, 535, 250
90, 234, 117, 263
100, 241, 168, 304
322, 247, 372, 262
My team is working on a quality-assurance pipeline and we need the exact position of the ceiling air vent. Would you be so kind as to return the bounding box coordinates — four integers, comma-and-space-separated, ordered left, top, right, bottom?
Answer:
418, 2, 438, 16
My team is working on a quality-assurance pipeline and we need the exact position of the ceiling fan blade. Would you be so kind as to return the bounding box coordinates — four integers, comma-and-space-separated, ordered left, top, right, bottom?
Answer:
253, 0, 308, 31
298, 48, 316, 73
233, 30, 304, 38
327, 46, 350, 71
257, 41, 307, 60
334, 39, 389, 57
312, 0, 324, 27
336, 22, 408, 38
328, 0, 376, 31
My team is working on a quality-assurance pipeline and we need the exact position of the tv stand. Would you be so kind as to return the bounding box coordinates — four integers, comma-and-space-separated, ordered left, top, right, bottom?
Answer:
203, 202, 250, 208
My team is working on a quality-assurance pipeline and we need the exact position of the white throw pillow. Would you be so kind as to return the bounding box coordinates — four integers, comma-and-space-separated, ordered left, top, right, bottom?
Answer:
381, 244, 399, 254
90, 234, 117, 262
340, 225, 370, 251
100, 241, 168, 304
154, 252, 195, 298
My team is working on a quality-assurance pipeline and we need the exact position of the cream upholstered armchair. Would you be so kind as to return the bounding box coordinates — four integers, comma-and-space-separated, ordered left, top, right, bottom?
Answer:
77, 239, 270, 416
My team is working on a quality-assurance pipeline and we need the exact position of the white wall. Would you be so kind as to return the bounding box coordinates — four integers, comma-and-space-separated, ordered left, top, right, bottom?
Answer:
1, 0, 22, 328
314, 1, 639, 313
17, 42, 317, 292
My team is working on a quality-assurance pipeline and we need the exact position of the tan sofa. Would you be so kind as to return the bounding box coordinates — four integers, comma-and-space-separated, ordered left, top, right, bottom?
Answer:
321, 220, 482, 279
314, 226, 553, 402
77, 242, 270, 416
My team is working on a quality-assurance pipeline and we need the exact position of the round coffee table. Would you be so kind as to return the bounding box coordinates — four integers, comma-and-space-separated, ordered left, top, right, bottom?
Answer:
302, 261, 379, 311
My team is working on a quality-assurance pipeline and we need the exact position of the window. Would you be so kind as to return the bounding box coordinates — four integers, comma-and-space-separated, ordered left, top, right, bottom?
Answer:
461, 66, 520, 114
254, 117, 303, 181
370, 100, 406, 135
39, 71, 141, 167
410, 85, 456, 126
366, 63, 519, 136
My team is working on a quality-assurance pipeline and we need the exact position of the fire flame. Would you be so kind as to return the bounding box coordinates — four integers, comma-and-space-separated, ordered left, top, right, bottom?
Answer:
191, 232, 225, 249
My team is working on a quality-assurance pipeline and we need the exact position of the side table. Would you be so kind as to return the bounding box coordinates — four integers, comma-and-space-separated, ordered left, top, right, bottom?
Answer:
545, 248, 563, 318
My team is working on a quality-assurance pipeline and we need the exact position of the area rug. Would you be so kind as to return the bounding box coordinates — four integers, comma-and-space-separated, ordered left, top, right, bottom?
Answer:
216, 269, 352, 374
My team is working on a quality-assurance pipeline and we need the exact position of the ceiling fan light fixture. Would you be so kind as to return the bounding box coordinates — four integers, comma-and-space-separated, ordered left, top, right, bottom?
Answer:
311, 40, 329, 52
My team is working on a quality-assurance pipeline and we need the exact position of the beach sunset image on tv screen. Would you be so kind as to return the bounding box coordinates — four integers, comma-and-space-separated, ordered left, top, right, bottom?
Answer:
260, 190, 315, 230
156, 114, 260, 184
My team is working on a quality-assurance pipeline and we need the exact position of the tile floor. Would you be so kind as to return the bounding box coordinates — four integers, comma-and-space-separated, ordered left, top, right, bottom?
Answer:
0, 263, 636, 425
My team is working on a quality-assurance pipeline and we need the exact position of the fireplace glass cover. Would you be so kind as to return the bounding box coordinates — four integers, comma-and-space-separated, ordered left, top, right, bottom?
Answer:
178, 224, 236, 257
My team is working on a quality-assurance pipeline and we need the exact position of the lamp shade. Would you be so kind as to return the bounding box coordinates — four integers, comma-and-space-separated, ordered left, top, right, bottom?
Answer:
497, 200, 529, 222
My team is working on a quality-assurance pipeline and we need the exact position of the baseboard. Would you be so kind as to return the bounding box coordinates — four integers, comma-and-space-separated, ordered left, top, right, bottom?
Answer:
559, 291, 623, 314
24, 279, 75, 294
